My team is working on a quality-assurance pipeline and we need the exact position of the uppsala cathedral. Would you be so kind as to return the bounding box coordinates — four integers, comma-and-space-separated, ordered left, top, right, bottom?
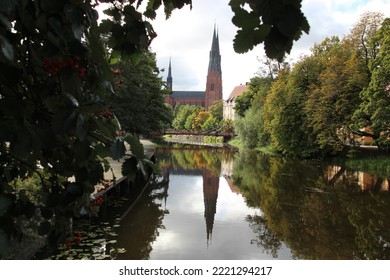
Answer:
164, 25, 222, 108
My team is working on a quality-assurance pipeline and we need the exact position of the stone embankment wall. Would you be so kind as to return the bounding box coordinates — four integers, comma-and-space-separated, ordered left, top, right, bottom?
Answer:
164, 134, 224, 147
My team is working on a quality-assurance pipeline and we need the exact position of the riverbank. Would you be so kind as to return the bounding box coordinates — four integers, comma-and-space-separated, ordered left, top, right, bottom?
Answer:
227, 138, 279, 155
228, 137, 390, 177
163, 134, 225, 147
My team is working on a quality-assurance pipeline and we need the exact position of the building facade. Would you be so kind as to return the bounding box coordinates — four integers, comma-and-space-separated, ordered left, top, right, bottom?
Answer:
164, 26, 222, 108
223, 84, 248, 120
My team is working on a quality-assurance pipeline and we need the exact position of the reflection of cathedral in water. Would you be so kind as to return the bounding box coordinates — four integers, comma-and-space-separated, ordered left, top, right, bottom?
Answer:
202, 168, 219, 244
159, 151, 222, 244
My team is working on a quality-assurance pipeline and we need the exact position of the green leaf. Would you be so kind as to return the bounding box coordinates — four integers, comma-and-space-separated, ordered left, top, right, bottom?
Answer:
89, 162, 104, 186
233, 24, 270, 53
123, 134, 144, 158
143, 158, 161, 175
64, 4, 84, 41
74, 140, 91, 165
110, 138, 126, 160
76, 114, 87, 141
121, 157, 137, 181
40, 207, 53, 220
138, 160, 147, 178
40, 0, 64, 12
99, 19, 113, 33
0, 34, 14, 60
92, 143, 111, 160
264, 27, 291, 61
0, 0, 16, 14
0, 13, 11, 29
0, 196, 12, 216
102, 158, 111, 172
38, 221, 52, 235
64, 92, 79, 107
48, 17, 65, 38
66, 183, 83, 195
228, 0, 245, 10
0, 230, 11, 258
144, 0, 161, 19
231, 8, 260, 29
52, 109, 77, 135
111, 112, 121, 131
0, 62, 20, 85
277, 8, 304, 38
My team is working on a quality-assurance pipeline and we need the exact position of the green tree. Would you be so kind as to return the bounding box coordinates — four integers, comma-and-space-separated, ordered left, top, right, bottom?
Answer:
208, 100, 223, 122
264, 57, 320, 157
172, 105, 198, 130
109, 52, 173, 134
305, 36, 369, 154
235, 106, 264, 149
235, 76, 272, 148
193, 111, 210, 131
202, 116, 219, 131
353, 18, 390, 149
256, 56, 288, 79
346, 12, 384, 66
0, 0, 190, 258
263, 68, 290, 151
234, 76, 272, 118
234, 90, 253, 118
0, 0, 311, 258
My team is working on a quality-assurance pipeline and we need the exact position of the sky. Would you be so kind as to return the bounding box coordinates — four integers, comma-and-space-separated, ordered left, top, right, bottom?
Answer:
145, 0, 389, 99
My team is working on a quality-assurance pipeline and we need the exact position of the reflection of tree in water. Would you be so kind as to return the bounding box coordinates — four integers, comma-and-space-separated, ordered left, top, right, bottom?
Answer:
112, 179, 168, 260
345, 189, 390, 259
160, 145, 222, 177
231, 150, 270, 207
232, 150, 390, 259
246, 214, 282, 258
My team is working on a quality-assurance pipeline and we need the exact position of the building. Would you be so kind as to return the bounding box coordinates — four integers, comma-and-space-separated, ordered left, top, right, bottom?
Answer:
164, 25, 222, 108
223, 84, 248, 120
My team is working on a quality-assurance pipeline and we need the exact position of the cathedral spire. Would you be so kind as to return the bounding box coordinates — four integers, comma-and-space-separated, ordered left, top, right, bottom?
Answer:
167, 57, 172, 90
205, 24, 222, 108
208, 24, 221, 73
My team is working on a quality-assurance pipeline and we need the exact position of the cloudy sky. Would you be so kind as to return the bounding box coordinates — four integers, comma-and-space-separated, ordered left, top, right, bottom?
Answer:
146, 0, 389, 99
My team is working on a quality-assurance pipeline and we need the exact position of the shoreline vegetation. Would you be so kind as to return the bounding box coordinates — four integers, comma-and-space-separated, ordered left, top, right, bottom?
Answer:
227, 137, 390, 177
160, 134, 389, 178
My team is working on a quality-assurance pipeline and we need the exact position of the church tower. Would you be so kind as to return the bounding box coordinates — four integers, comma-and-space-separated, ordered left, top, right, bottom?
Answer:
205, 25, 222, 108
167, 57, 172, 91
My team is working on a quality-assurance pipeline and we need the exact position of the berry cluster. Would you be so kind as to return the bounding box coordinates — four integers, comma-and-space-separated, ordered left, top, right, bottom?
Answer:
113, 68, 121, 76
88, 196, 104, 213
65, 231, 82, 249
42, 56, 86, 77
99, 110, 113, 119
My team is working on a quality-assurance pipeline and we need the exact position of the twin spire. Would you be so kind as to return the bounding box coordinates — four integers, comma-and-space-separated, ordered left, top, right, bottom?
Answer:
208, 24, 221, 73
167, 24, 221, 90
167, 57, 172, 90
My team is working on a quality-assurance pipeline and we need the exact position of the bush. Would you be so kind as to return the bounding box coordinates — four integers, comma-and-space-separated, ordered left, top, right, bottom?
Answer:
204, 136, 224, 145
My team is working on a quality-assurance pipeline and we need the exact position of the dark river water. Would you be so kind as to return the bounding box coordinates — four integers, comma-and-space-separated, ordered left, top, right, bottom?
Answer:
45, 144, 390, 260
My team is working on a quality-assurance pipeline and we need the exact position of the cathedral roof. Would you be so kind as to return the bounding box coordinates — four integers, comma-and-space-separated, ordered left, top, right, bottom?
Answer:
171, 91, 205, 99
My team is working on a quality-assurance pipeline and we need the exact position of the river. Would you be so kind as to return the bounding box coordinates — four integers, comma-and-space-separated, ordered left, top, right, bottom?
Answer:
44, 143, 390, 260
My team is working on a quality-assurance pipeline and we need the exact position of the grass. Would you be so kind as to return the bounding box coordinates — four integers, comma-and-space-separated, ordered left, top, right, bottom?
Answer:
227, 138, 242, 149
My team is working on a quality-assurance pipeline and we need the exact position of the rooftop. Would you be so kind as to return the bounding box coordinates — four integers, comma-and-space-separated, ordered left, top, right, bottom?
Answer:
226, 84, 248, 101
171, 91, 206, 99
